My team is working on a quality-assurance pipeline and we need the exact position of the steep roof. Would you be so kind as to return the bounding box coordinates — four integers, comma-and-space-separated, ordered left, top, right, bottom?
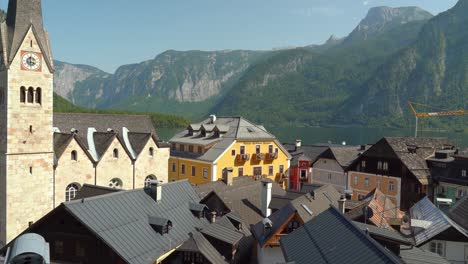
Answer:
280, 207, 403, 264
410, 197, 468, 246
201, 222, 243, 245
92, 132, 118, 159
194, 177, 286, 225
448, 195, 468, 230
53, 133, 73, 159
373, 137, 454, 184
252, 184, 341, 247
353, 221, 412, 245
53, 113, 158, 141
346, 188, 403, 230
127, 132, 152, 157
177, 232, 227, 264
63, 180, 210, 264
317, 146, 366, 170
3, 0, 54, 71
170, 116, 291, 162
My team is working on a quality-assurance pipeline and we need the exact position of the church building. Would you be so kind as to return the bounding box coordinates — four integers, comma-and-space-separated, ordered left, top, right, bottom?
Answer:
0, 0, 169, 246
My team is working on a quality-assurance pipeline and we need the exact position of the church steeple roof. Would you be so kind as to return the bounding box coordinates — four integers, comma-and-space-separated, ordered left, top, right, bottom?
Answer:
2, 0, 54, 71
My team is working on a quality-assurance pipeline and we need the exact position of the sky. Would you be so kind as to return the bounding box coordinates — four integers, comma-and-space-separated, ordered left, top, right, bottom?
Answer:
0, 0, 457, 73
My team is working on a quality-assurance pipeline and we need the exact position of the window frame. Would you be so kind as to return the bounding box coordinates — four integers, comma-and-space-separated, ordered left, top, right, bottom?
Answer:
71, 150, 78, 161
172, 162, 176, 172
202, 168, 208, 179
364, 177, 370, 187
149, 147, 154, 157
268, 145, 273, 154
65, 183, 80, 202
35, 87, 42, 105
389, 181, 395, 192
353, 175, 358, 185
462, 169, 467, 177
256, 145, 261, 154
269, 166, 274, 176
231, 149, 236, 156
240, 145, 245, 155
238, 167, 244, 177
181, 164, 186, 175
191, 166, 196, 177
279, 165, 284, 174
113, 148, 119, 158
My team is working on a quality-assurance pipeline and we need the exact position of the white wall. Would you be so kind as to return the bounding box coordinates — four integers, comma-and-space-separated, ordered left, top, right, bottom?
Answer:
420, 239, 468, 264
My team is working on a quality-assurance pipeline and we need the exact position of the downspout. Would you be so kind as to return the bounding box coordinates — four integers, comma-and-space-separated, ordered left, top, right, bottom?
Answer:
133, 160, 136, 189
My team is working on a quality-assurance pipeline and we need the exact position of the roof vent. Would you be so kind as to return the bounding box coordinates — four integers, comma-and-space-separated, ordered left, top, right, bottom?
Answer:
107, 128, 114, 133
70, 128, 78, 134
148, 216, 172, 235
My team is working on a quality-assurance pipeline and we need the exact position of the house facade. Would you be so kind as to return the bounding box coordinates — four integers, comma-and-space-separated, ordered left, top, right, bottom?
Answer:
347, 137, 454, 210
427, 150, 468, 204
169, 116, 291, 185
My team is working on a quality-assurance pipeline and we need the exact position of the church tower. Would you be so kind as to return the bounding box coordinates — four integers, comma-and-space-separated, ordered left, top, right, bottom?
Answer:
0, 0, 54, 245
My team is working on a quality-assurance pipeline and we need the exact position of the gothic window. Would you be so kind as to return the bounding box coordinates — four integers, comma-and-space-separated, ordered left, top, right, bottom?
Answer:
20, 86, 26, 103
113, 148, 119, 158
71, 150, 77, 161
145, 175, 156, 187
109, 178, 123, 189
27, 87, 34, 103
65, 183, 80, 202
35, 87, 41, 104
149, 147, 154, 157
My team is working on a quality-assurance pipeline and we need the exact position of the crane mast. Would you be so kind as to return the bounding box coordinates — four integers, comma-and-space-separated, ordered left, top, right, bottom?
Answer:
408, 101, 468, 137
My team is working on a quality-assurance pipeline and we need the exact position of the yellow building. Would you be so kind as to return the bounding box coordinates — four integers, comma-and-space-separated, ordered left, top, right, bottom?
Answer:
168, 116, 291, 184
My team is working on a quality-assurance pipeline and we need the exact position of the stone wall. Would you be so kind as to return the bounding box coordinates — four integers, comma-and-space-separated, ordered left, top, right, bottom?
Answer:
134, 138, 169, 187
95, 138, 133, 189
1, 28, 54, 245
54, 138, 95, 206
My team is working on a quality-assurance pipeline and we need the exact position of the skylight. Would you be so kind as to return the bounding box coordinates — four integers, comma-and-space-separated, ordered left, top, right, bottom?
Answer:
301, 204, 313, 216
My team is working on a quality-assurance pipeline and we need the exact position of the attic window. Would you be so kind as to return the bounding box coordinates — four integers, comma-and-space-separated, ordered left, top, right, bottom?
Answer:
149, 147, 154, 157
189, 202, 208, 219
262, 218, 273, 233
201, 129, 206, 137
113, 148, 119, 158
149, 216, 172, 235
71, 150, 77, 161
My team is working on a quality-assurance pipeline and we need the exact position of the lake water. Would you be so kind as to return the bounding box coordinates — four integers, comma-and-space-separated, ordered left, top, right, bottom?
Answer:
158, 127, 468, 149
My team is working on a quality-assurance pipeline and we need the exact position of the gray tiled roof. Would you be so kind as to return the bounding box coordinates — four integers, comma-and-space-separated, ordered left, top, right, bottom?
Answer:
352, 221, 412, 245
283, 144, 330, 166
201, 223, 243, 245
53, 113, 158, 141
280, 207, 403, 264
64, 180, 210, 264
178, 232, 227, 264
128, 132, 152, 157
74, 184, 121, 200
383, 137, 454, 183
53, 133, 73, 159
399, 246, 450, 264
448, 195, 468, 230
410, 197, 468, 246
4, 0, 54, 70
252, 184, 341, 247
93, 132, 117, 159
170, 117, 290, 162
194, 177, 286, 226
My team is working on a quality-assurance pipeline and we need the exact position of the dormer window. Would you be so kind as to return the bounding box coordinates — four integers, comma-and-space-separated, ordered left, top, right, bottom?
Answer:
149, 216, 172, 235
189, 202, 208, 219
462, 170, 467, 177
262, 218, 273, 234
201, 128, 206, 137
188, 128, 194, 136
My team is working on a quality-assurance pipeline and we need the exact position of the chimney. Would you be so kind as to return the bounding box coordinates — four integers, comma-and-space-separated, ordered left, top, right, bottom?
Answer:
210, 211, 217, 223
145, 180, 162, 202
338, 194, 346, 214
209, 114, 217, 124
223, 168, 233, 186
295, 139, 302, 151
261, 180, 272, 217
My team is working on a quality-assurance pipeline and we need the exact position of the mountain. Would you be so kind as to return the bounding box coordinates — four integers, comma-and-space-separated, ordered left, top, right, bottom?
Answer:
53, 60, 111, 103
345, 6, 433, 43
213, 6, 434, 126
342, 0, 468, 127
58, 50, 265, 118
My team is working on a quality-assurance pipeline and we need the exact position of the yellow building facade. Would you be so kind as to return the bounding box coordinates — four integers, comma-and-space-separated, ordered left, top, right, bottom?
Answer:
168, 116, 291, 185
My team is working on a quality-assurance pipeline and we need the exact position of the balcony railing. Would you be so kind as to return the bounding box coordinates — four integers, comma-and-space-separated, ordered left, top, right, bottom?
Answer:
254, 153, 266, 161
266, 152, 278, 160
236, 154, 250, 161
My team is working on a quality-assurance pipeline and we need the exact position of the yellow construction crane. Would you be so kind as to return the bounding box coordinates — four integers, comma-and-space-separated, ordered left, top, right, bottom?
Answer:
408, 101, 468, 137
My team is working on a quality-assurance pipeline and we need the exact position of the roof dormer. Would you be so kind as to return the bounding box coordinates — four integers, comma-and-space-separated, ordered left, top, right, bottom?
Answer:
148, 216, 172, 235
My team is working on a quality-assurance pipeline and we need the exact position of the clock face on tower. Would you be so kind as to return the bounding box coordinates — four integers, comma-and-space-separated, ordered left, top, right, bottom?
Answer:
21, 51, 42, 71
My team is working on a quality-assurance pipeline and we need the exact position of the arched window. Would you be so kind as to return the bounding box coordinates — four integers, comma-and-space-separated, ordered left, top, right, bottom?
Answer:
149, 147, 154, 157
27, 87, 34, 103
71, 150, 77, 161
35, 87, 41, 104
65, 183, 80, 202
20, 86, 26, 103
145, 175, 157, 187
113, 148, 119, 158
109, 178, 123, 189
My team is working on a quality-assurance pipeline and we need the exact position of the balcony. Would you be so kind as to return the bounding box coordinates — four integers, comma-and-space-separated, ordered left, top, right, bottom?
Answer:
254, 153, 265, 161
266, 152, 278, 160
269, 234, 288, 246
236, 154, 250, 161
